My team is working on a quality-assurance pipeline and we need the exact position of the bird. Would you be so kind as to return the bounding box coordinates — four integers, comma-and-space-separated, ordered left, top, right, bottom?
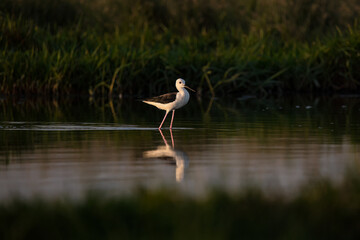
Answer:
142, 78, 195, 129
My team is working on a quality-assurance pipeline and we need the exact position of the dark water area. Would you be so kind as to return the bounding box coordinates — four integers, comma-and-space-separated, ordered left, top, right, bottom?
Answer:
0, 95, 360, 200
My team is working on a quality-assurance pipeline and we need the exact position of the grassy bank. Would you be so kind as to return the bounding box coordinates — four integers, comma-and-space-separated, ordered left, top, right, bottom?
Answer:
1, 0, 360, 97
1, 174, 360, 239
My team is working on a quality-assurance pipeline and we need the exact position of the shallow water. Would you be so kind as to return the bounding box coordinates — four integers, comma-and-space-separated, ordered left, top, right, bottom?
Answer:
0, 96, 360, 199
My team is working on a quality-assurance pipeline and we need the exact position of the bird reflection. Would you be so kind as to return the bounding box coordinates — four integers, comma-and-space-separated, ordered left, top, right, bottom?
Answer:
143, 129, 189, 182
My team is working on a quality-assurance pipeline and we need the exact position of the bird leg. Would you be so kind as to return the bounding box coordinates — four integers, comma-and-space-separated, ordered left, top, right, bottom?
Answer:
170, 110, 175, 129
159, 111, 169, 129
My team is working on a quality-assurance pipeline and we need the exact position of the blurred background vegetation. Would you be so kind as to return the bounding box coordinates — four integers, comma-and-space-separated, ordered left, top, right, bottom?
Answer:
1, 0, 359, 38
0, 0, 359, 96
1, 173, 360, 239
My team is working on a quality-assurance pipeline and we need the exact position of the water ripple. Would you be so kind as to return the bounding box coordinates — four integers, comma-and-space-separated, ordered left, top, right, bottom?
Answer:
0, 122, 192, 131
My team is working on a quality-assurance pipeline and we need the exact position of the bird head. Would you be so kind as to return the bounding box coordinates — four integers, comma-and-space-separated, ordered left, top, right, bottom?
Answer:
176, 78, 195, 92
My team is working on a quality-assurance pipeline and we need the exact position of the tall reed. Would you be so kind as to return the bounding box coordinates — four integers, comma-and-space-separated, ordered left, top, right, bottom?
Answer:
1, 0, 359, 96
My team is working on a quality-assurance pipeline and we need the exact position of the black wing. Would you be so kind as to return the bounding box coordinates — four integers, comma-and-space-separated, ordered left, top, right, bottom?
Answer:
144, 92, 177, 104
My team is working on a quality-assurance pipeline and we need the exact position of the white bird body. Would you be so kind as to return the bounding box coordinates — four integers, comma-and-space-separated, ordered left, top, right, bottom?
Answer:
142, 90, 189, 111
142, 78, 194, 129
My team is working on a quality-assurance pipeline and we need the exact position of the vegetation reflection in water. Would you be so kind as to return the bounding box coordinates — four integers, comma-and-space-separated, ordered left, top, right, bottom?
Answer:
0, 95, 360, 199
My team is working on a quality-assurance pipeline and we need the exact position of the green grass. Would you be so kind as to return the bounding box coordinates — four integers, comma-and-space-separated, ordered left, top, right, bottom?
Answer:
0, 0, 360, 97
1, 174, 360, 239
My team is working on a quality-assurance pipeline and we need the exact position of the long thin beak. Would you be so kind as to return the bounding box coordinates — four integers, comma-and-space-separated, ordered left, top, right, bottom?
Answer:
185, 86, 196, 92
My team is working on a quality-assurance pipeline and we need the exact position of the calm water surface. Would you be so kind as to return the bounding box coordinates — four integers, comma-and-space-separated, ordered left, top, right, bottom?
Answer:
0, 96, 360, 199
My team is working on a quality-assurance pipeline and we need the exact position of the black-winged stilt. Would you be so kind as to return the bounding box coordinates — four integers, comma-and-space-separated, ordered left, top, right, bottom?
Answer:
142, 78, 195, 129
